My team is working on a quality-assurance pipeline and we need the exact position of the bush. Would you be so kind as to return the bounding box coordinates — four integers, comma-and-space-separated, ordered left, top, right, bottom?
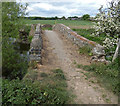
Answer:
2, 79, 44, 105
2, 2, 29, 80
2, 39, 28, 80
2, 78, 69, 105
24, 25, 31, 35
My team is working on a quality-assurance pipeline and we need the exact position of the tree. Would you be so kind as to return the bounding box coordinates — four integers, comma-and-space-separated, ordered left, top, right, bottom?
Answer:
61, 16, 66, 20
81, 14, 90, 20
92, 0, 120, 62
2, 2, 28, 79
2, 2, 28, 37
55, 16, 58, 20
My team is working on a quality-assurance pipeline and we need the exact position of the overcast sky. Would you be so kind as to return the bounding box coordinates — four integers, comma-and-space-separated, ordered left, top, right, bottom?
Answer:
17, 0, 112, 17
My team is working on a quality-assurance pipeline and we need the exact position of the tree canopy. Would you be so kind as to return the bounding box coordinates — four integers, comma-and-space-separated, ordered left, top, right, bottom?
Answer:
92, 0, 120, 61
2, 2, 28, 79
81, 14, 90, 20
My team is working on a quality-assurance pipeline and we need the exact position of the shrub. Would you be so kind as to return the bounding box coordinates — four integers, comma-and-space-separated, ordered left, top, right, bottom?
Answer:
2, 40, 28, 80
2, 79, 44, 105
24, 25, 31, 35
2, 2, 28, 80
2, 78, 69, 105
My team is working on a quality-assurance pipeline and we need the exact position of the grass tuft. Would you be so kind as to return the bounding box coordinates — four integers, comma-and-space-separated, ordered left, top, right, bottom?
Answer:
79, 46, 92, 55
52, 69, 66, 80
40, 73, 48, 77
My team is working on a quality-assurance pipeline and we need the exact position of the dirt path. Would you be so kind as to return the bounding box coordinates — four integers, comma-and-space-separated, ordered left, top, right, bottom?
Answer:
43, 30, 118, 104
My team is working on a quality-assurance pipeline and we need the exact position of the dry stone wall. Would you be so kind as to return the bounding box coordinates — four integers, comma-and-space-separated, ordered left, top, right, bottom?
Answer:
29, 24, 43, 63
53, 24, 106, 62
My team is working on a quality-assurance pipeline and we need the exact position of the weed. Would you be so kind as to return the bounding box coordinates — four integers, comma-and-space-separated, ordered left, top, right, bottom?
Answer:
90, 80, 96, 83
52, 69, 63, 74
42, 27, 52, 30
77, 64, 83, 68
84, 72, 90, 78
54, 73, 66, 80
24, 70, 38, 81
102, 94, 107, 98
40, 73, 48, 77
29, 61, 37, 69
73, 60, 77, 64
105, 98, 111, 103
79, 46, 92, 55
85, 77, 88, 80
28, 36, 33, 43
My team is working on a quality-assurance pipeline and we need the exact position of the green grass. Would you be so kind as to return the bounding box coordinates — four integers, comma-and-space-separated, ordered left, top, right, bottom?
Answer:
79, 46, 92, 56
77, 59, 119, 94
42, 27, 52, 30
72, 28, 105, 44
40, 72, 48, 77
28, 36, 33, 43
38, 68, 73, 104
52, 69, 66, 80
24, 68, 72, 104
23, 19, 94, 27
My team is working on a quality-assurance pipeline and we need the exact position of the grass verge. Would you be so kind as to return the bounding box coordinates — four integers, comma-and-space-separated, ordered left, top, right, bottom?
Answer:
77, 59, 119, 95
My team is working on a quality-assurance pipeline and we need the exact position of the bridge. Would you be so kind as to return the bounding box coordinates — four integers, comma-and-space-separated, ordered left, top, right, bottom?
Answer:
28, 23, 117, 104
29, 23, 105, 63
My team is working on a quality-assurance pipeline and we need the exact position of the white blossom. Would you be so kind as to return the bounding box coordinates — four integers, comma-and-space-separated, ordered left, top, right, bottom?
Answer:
91, 0, 119, 52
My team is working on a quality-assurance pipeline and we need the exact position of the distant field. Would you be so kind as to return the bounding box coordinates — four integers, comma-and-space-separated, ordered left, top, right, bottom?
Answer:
24, 19, 94, 29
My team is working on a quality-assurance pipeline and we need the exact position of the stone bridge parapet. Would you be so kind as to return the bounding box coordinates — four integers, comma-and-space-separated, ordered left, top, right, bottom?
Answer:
53, 24, 106, 62
29, 24, 43, 63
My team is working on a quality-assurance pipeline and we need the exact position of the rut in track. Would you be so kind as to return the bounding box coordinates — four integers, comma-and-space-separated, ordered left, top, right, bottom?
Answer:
43, 30, 118, 104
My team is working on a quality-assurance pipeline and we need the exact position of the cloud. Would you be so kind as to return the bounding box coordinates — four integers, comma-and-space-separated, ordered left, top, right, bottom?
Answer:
24, 0, 113, 17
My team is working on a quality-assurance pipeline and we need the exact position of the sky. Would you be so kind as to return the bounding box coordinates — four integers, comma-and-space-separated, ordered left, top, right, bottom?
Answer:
17, 0, 112, 17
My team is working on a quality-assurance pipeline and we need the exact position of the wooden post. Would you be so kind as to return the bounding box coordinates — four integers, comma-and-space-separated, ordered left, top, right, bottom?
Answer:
112, 38, 120, 62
